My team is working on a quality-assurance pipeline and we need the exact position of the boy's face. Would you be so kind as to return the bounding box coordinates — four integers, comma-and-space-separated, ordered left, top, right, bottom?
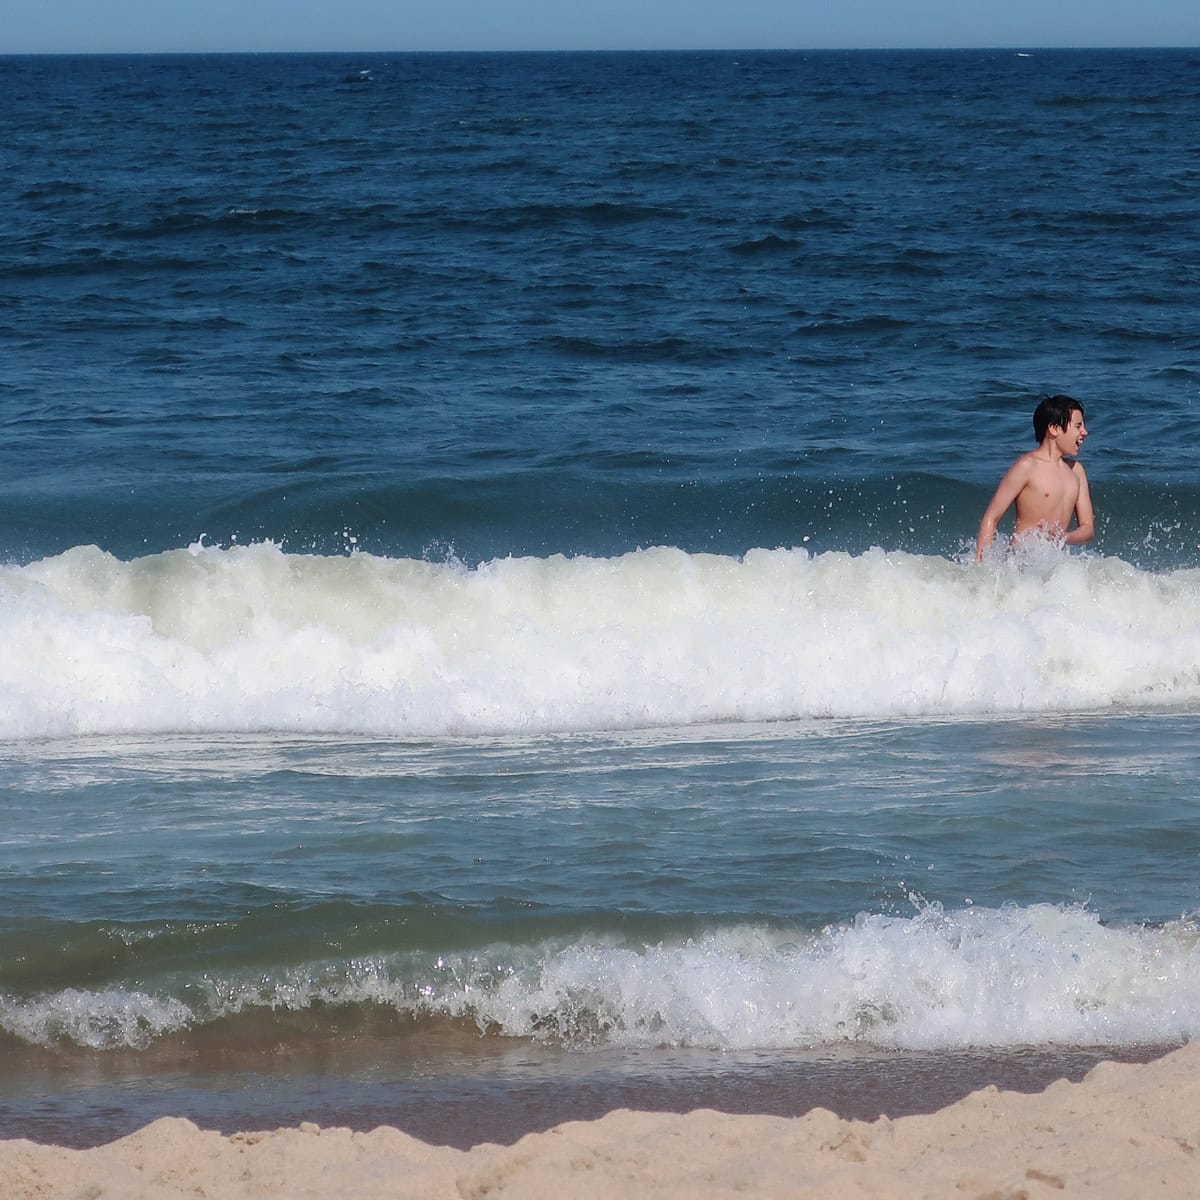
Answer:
1051, 410, 1088, 456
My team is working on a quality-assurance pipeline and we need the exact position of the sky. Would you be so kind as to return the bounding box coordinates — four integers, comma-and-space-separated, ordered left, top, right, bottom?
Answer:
3, 0, 1198, 55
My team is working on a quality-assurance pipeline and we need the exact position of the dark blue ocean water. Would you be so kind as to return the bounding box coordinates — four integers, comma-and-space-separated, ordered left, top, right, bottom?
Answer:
1, 49, 1200, 1150
3, 49, 1198, 565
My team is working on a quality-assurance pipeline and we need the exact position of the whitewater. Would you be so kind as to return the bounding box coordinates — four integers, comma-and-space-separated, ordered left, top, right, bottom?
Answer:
4, 540, 1200, 740
5, 901, 1200, 1054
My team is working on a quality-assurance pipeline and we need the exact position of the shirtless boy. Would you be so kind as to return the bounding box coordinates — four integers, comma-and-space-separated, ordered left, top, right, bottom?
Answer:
975, 395, 1094, 562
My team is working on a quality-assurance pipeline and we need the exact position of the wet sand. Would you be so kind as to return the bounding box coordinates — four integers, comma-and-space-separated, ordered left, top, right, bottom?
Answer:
0, 1035, 1167, 1150
3, 1042, 1197, 1198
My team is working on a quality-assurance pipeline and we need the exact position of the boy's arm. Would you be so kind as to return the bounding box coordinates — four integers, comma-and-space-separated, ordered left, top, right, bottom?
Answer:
975, 458, 1032, 562
1064, 462, 1094, 546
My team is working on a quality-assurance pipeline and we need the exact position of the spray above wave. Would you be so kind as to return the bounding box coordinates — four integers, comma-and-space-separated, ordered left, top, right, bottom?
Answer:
3, 541, 1200, 739
3, 903, 1198, 1053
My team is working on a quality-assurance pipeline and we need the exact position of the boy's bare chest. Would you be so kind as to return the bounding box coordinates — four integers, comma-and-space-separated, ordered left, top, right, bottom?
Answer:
1025, 461, 1078, 506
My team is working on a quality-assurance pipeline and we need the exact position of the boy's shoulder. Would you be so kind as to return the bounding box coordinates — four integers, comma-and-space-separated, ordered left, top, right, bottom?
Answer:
1008, 448, 1044, 477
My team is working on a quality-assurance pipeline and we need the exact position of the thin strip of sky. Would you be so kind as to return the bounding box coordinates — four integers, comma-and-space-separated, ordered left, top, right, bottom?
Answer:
3, 0, 1199, 55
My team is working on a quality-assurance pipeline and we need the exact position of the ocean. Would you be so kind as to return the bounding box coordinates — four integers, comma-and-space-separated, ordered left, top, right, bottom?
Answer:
1, 47, 1199, 1149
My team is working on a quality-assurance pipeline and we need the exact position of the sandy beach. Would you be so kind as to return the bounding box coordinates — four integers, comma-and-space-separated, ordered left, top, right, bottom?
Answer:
3, 1042, 1196, 1199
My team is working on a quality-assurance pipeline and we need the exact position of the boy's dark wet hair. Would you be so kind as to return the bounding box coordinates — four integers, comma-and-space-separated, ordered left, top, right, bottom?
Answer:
1033, 394, 1084, 443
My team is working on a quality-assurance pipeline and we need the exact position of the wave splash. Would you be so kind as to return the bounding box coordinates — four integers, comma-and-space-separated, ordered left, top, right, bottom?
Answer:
3, 541, 1200, 739
3, 903, 1198, 1052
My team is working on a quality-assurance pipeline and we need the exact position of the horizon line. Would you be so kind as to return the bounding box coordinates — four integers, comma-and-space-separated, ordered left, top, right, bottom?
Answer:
3, 44, 1199, 58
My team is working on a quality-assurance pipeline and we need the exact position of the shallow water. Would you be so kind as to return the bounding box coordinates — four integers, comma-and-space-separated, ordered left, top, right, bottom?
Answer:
2, 713, 1198, 1135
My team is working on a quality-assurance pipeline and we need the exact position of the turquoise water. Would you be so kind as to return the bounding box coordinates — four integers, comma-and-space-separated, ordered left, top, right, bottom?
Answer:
1, 49, 1199, 1146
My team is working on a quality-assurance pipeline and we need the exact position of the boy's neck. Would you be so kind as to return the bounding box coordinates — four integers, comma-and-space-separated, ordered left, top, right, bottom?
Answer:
1037, 435, 1065, 463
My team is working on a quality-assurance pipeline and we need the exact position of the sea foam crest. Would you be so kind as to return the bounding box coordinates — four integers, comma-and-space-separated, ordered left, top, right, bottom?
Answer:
4, 904, 1200, 1051
2, 541, 1200, 739
0, 987, 191, 1051
436, 903, 1200, 1051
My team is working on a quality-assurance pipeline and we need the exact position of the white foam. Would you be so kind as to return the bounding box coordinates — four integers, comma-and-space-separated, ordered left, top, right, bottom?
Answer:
0, 986, 191, 1050
2, 542, 1200, 739
5, 903, 1199, 1051
440, 903, 1200, 1050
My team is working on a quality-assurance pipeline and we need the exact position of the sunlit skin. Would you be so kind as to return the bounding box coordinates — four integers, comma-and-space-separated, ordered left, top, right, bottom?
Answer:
975, 409, 1093, 562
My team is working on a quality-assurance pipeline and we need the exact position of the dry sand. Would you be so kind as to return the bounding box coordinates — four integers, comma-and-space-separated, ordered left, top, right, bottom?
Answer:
3, 1043, 1197, 1199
